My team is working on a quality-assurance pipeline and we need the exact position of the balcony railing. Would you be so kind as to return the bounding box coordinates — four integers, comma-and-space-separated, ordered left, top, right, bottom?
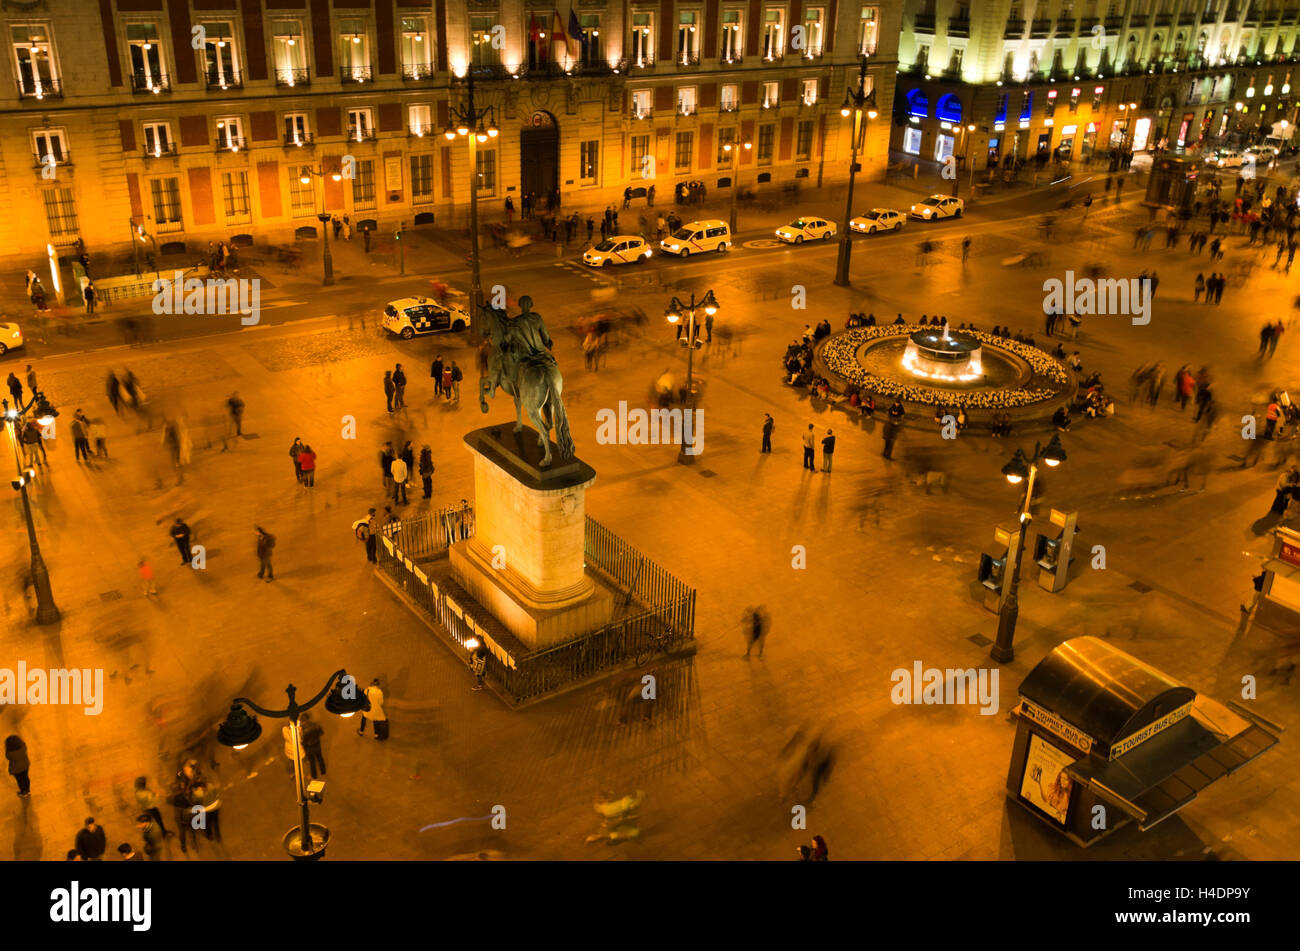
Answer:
800, 46, 824, 60
401, 63, 438, 81
1030, 18, 1052, 37
760, 49, 784, 63
284, 132, 315, 148
458, 63, 510, 81
1244, 6, 1261, 23
1005, 19, 1025, 37
721, 52, 744, 64
1129, 13, 1151, 26
760, 99, 780, 111
1104, 16, 1124, 30
631, 107, 653, 120
275, 67, 310, 87
131, 72, 170, 94
1179, 12, 1199, 23
205, 69, 243, 90
1154, 13, 1173, 26
1057, 17, 1075, 33
948, 15, 971, 36
141, 142, 178, 159
631, 55, 655, 69
677, 104, 697, 117
1078, 16, 1098, 32
17, 77, 62, 100
1225, 4, 1240, 18
32, 155, 71, 171
719, 101, 738, 112
215, 135, 246, 152
677, 50, 701, 66
340, 65, 372, 84
913, 13, 936, 32
346, 127, 378, 143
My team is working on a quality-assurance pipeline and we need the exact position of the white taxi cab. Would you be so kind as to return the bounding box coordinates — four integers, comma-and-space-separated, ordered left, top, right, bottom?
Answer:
774, 216, 837, 244
659, 219, 732, 257
850, 209, 905, 233
582, 235, 653, 267
381, 297, 471, 339
909, 194, 964, 220
0, 322, 23, 356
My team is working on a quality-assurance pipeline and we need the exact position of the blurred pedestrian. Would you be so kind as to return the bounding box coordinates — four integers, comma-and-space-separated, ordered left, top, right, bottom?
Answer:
70, 410, 91, 462
90, 418, 108, 457
470, 639, 488, 691
136, 813, 163, 860
170, 518, 191, 565
451, 361, 463, 401
802, 424, 816, 470
226, 391, 244, 437
357, 678, 388, 740
743, 606, 768, 658
298, 444, 316, 487
419, 446, 434, 499
106, 371, 122, 414
384, 370, 395, 413
76, 817, 107, 861
255, 526, 275, 581
362, 507, 379, 563
442, 363, 454, 400
133, 776, 170, 835
761, 413, 774, 453
810, 834, 829, 861
117, 843, 142, 861
6, 372, 22, 407
4, 735, 30, 797
289, 437, 305, 483
431, 354, 444, 397
300, 713, 326, 778
138, 558, 157, 596
191, 782, 221, 842
380, 441, 395, 492
392, 363, 408, 410
169, 780, 195, 854
821, 429, 836, 472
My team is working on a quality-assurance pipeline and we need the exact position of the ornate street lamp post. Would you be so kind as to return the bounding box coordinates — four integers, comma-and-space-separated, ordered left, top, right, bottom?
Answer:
664, 290, 718, 464
446, 68, 500, 312
990, 435, 1067, 663
834, 56, 878, 287
3, 393, 61, 625
216, 670, 370, 860
299, 166, 343, 286
723, 139, 752, 233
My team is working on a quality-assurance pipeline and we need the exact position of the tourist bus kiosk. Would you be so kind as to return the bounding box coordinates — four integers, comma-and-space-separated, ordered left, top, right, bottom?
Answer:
1255, 526, 1300, 625
1007, 636, 1281, 847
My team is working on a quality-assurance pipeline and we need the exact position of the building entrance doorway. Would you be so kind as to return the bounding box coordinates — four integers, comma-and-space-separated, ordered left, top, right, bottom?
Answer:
520, 111, 559, 205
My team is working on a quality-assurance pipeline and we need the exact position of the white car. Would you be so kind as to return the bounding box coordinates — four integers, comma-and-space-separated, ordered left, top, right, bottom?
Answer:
1204, 149, 1243, 168
583, 235, 653, 267
382, 297, 471, 339
774, 216, 837, 244
850, 209, 906, 233
909, 195, 964, 220
659, 219, 732, 256
0, 322, 23, 356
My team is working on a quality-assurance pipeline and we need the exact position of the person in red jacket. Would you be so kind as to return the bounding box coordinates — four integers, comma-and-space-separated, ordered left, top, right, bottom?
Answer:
297, 444, 316, 487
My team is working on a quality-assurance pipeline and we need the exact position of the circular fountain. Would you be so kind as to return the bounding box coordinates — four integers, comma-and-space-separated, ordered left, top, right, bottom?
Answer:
902, 327, 984, 383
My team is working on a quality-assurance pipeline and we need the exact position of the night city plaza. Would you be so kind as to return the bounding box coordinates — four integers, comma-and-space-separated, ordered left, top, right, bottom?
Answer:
0, 0, 1295, 931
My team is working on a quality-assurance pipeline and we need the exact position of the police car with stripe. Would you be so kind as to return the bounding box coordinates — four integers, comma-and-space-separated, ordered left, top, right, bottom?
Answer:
381, 297, 471, 339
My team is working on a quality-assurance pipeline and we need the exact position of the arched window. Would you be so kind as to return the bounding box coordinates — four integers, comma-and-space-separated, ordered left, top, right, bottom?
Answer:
906, 88, 930, 118
936, 93, 963, 122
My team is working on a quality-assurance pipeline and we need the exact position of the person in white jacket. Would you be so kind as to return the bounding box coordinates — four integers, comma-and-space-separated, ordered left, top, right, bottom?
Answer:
357, 679, 388, 740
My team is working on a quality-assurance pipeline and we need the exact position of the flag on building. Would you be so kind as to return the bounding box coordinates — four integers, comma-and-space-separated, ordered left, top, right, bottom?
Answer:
529, 11, 541, 43
568, 6, 584, 56
551, 9, 568, 49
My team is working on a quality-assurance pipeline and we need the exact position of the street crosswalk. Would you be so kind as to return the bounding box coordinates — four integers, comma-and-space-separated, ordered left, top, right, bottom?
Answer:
553, 260, 612, 284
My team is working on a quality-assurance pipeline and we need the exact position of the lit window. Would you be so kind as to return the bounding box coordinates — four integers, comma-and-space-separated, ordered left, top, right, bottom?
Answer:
273, 20, 307, 85
12, 24, 58, 97
201, 21, 239, 88
678, 86, 697, 115
401, 17, 433, 79
409, 104, 432, 137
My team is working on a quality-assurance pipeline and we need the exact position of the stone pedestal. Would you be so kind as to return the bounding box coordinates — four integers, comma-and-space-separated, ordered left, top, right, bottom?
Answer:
450, 425, 612, 650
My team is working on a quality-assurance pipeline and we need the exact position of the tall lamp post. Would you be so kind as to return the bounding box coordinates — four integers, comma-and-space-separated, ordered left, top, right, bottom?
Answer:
989, 435, 1067, 664
3, 393, 61, 625
723, 139, 753, 233
300, 165, 343, 286
955, 122, 977, 197
664, 290, 718, 465
834, 56, 878, 287
445, 68, 500, 312
216, 670, 370, 860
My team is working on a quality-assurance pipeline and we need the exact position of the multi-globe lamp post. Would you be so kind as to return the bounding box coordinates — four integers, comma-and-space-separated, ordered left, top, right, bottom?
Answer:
834, 55, 878, 288
299, 165, 343, 286
216, 670, 370, 860
664, 290, 718, 464
2, 391, 60, 624
445, 66, 499, 312
989, 435, 1067, 664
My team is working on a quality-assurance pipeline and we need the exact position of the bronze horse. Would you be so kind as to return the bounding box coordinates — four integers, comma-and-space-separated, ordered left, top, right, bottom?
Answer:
476, 298, 575, 467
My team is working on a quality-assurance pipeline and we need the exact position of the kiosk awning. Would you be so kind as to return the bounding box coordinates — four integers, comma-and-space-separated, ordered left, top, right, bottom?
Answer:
1064, 696, 1280, 830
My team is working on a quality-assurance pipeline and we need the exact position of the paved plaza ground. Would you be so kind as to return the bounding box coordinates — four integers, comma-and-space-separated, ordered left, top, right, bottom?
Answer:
1, 165, 1297, 861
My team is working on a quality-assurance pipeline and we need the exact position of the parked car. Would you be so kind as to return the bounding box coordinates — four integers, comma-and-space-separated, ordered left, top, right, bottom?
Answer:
1205, 149, 1244, 168
0, 322, 23, 356
582, 235, 653, 267
381, 297, 470, 339
659, 219, 732, 256
774, 216, 837, 244
909, 195, 964, 220
850, 208, 906, 233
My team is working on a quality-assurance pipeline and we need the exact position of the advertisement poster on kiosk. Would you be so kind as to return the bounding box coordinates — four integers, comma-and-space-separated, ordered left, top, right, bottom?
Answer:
1020, 734, 1076, 824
